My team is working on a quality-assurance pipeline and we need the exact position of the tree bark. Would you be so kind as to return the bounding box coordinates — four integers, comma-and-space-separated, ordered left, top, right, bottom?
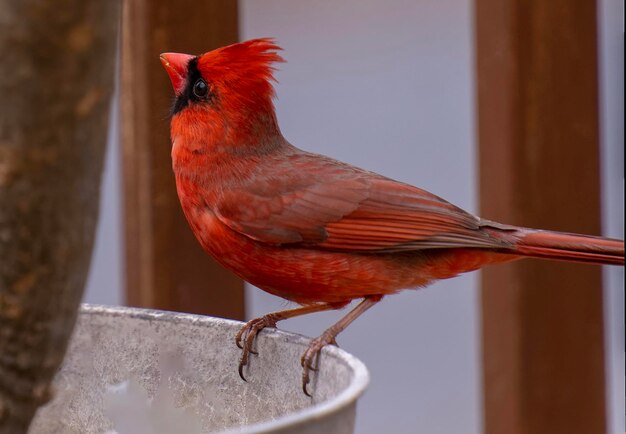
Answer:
0, 1, 120, 432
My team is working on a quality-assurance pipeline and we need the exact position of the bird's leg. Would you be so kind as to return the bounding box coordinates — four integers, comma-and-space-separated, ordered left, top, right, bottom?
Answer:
236, 302, 345, 381
301, 295, 382, 396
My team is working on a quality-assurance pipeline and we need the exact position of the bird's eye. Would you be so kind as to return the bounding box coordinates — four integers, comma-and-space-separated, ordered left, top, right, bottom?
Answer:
193, 79, 208, 98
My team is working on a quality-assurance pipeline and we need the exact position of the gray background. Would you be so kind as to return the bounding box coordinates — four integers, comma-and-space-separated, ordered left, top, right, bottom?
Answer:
84, 1, 624, 433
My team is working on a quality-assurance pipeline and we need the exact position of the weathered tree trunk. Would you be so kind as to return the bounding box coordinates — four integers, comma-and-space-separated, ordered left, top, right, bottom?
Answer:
0, 1, 120, 432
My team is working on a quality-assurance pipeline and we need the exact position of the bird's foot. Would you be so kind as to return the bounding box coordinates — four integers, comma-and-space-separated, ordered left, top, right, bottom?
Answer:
300, 331, 338, 397
235, 314, 279, 381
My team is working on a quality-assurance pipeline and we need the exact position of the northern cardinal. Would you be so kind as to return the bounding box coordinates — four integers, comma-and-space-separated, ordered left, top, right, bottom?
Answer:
160, 38, 624, 396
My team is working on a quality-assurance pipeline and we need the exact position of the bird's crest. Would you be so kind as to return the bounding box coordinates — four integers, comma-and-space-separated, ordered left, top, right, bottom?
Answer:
197, 38, 284, 101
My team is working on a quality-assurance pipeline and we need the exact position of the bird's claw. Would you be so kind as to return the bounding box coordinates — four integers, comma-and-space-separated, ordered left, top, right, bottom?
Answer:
302, 376, 312, 397
235, 315, 278, 381
300, 332, 338, 397
238, 362, 247, 382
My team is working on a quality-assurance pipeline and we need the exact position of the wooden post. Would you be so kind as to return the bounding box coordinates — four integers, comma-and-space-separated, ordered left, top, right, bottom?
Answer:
120, 0, 244, 318
475, 1, 606, 434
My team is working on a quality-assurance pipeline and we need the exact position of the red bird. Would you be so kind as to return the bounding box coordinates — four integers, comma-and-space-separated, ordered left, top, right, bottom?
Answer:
160, 39, 624, 395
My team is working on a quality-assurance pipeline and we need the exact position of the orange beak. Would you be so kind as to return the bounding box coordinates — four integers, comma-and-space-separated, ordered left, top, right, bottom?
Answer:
160, 52, 195, 95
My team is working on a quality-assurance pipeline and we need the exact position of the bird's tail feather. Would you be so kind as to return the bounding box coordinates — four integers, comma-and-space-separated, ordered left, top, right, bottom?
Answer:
512, 230, 624, 266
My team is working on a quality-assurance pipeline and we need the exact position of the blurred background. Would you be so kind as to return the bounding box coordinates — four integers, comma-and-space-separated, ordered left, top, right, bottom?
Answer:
82, 1, 623, 433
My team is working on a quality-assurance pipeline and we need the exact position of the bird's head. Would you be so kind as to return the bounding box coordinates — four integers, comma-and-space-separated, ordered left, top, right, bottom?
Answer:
160, 38, 284, 149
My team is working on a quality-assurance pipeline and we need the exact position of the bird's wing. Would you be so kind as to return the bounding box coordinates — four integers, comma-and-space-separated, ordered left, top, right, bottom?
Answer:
215, 156, 512, 252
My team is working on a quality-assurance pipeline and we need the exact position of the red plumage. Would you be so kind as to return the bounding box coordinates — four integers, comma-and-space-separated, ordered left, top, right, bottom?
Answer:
160, 38, 624, 395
